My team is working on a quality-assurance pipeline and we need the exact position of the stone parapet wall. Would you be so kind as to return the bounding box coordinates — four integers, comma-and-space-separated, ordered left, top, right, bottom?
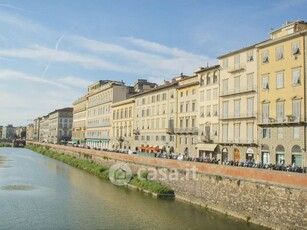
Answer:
28, 142, 307, 229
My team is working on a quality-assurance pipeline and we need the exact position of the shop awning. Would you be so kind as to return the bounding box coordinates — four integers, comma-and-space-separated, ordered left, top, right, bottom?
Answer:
196, 143, 217, 152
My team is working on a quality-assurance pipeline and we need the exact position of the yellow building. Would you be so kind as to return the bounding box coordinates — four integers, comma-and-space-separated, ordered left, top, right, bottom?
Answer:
257, 21, 307, 167
72, 96, 87, 146
111, 98, 135, 151
175, 75, 199, 157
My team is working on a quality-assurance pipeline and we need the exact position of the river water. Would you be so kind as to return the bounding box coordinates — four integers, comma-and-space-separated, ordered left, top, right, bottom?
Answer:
0, 148, 266, 230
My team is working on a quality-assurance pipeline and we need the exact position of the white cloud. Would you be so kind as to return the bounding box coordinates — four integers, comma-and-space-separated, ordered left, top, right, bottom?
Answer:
57, 76, 93, 88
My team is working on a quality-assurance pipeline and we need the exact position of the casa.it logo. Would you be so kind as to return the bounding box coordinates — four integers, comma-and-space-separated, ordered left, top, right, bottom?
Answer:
108, 163, 132, 186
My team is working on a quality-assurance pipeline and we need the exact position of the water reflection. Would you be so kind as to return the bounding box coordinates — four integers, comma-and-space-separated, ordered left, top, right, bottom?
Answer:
0, 148, 266, 230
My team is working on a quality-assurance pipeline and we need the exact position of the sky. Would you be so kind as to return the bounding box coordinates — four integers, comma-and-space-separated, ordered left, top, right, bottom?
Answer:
1, 0, 307, 126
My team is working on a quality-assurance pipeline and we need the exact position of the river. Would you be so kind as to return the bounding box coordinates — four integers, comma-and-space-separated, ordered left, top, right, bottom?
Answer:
0, 147, 266, 230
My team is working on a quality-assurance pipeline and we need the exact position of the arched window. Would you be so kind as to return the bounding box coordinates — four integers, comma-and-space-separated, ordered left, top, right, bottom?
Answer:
291, 145, 302, 166
276, 145, 285, 165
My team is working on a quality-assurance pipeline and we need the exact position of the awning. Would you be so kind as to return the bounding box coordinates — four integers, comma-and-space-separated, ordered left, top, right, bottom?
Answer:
196, 143, 217, 152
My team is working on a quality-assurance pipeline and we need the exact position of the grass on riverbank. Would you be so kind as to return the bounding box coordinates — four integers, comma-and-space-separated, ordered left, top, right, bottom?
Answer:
0, 143, 12, 147
26, 144, 174, 196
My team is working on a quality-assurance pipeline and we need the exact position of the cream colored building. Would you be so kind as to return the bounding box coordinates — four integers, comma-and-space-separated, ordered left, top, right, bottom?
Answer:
257, 21, 307, 167
72, 96, 87, 146
111, 98, 135, 151
33, 118, 41, 141
39, 115, 49, 142
175, 75, 199, 157
85, 80, 133, 149
26, 124, 34, 140
133, 77, 184, 154
48, 108, 73, 144
195, 65, 220, 159
218, 44, 258, 163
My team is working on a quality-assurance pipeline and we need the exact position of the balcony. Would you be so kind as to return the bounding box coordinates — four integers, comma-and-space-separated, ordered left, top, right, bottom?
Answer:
227, 63, 246, 73
220, 112, 256, 120
220, 138, 257, 145
220, 85, 256, 97
174, 128, 198, 134
258, 115, 304, 126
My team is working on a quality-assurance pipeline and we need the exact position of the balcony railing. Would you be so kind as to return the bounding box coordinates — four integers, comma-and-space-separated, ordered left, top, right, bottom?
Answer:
258, 115, 303, 125
220, 85, 256, 97
220, 138, 257, 145
227, 63, 246, 73
174, 128, 198, 134
220, 112, 256, 120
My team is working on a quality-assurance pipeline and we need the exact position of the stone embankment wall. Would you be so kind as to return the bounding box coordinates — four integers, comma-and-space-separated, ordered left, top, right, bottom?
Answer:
28, 142, 307, 230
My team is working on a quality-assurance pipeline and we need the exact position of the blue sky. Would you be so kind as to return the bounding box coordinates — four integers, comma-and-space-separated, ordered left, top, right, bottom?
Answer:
1, 0, 307, 126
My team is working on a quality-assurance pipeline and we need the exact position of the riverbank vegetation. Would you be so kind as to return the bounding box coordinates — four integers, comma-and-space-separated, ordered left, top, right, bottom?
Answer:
0, 143, 12, 147
26, 144, 174, 197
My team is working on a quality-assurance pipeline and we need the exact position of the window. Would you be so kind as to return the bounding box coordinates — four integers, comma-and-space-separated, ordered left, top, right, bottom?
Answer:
277, 128, 283, 139
162, 93, 167, 100
262, 50, 269, 63
276, 72, 284, 89
206, 75, 210, 85
180, 103, 184, 113
276, 46, 283, 60
234, 100, 240, 117
234, 76, 240, 93
294, 127, 300, 139
223, 101, 228, 118
222, 124, 228, 142
247, 98, 254, 117
234, 54, 240, 69
185, 118, 189, 128
212, 124, 218, 136
191, 117, 195, 128
152, 96, 155, 103
287, 28, 294, 35
276, 101, 284, 122
186, 90, 189, 96
185, 102, 189, 112
200, 90, 204, 102
292, 69, 301, 85
247, 123, 253, 143
213, 105, 218, 116
234, 124, 240, 143
192, 89, 196, 95
262, 103, 269, 123
262, 75, 269, 90
223, 58, 228, 68
206, 89, 211, 101
180, 119, 183, 128
262, 128, 271, 138
213, 88, 218, 99
247, 50, 253, 62
213, 73, 218, 83
180, 92, 183, 97
192, 101, 196, 111
293, 100, 301, 122
292, 41, 300, 55
200, 106, 204, 117
206, 105, 211, 117
223, 79, 228, 95
247, 73, 254, 90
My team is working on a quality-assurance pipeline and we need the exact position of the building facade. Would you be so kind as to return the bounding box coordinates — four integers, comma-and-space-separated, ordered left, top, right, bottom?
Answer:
218, 45, 259, 163
257, 21, 307, 167
72, 96, 87, 146
195, 65, 220, 160
133, 77, 182, 154
2, 124, 15, 140
48, 108, 73, 144
111, 98, 135, 151
85, 80, 133, 149
175, 75, 199, 157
